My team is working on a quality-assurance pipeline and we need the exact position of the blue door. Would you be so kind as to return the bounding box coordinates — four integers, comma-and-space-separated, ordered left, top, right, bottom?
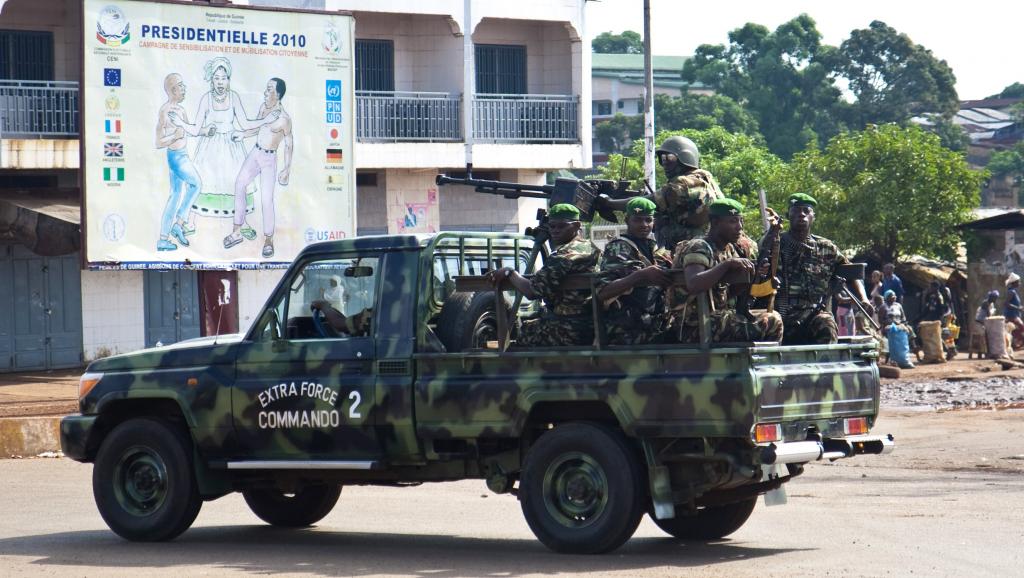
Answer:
143, 270, 200, 348
1, 245, 83, 372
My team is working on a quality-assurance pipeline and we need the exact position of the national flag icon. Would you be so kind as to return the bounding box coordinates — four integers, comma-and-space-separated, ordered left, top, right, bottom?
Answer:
103, 167, 124, 182
326, 148, 343, 163
104, 119, 121, 133
103, 68, 121, 87
327, 127, 339, 140
104, 142, 123, 158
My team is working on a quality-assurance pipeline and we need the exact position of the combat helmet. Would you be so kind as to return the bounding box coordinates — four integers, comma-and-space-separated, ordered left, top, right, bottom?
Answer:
656, 136, 700, 170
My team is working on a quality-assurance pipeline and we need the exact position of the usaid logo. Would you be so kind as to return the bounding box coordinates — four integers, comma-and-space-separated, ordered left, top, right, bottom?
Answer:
305, 228, 347, 243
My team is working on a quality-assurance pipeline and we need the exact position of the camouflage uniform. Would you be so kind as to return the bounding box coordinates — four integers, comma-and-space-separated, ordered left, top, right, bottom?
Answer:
596, 235, 674, 345
762, 231, 848, 345
671, 237, 783, 343
653, 168, 723, 251
518, 235, 600, 347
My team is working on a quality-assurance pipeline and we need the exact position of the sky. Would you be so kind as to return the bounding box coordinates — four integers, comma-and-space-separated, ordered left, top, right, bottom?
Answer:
586, 0, 1022, 101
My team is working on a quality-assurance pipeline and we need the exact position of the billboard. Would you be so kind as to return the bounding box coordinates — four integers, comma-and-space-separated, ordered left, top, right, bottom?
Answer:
83, 0, 355, 269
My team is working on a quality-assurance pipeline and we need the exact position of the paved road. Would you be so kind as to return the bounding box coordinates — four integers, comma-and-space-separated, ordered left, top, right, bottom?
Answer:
2, 412, 1023, 577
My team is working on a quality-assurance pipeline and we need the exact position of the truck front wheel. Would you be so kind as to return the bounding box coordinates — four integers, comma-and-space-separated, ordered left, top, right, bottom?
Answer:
650, 497, 757, 540
520, 423, 643, 554
243, 484, 342, 527
92, 418, 202, 541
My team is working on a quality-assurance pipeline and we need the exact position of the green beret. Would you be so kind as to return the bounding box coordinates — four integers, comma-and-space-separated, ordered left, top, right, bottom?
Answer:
708, 197, 744, 217
548, 203, 581, 221
625, 197, 657, 216
788, 193, 818, 207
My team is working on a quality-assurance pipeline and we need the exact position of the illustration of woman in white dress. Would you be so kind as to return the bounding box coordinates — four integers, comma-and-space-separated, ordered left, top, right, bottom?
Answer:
182, 57, 276, 240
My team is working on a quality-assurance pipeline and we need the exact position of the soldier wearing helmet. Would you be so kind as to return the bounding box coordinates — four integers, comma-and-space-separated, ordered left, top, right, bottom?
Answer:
599, 135, 723, 252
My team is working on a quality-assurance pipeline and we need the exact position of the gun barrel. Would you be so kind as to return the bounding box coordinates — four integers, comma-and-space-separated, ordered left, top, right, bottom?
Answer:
436, 174, 554, 198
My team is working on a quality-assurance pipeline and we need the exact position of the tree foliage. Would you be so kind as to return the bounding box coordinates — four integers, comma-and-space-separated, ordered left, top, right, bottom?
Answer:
592, 30, 642, 54
836, 21, 959, 127
593, 93, 760, 156
990, 82, 1024, 99
987, 142, 1024, 177
771, 124, 984, 263
923, 116, 970, 152
681, 14, 846, 159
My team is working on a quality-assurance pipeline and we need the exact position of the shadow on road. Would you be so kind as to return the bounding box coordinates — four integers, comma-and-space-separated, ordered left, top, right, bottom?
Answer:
0, 525, 812, 575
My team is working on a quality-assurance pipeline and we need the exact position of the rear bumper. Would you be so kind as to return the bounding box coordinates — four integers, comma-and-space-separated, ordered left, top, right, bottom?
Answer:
60, 415, 99, 462
759, 434, 895, 465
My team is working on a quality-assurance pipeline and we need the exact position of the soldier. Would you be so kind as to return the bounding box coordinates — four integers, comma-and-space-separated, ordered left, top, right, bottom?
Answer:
486, 203, 600, 347
599, 136, 722, 252
672, 198, 783, 343
596, 197, 674, 344
764, 193, 872, 345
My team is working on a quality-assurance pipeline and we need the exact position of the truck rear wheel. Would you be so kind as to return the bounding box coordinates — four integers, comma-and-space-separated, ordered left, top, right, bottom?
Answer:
520, 423, 643, 554
93, 418, 201, 541
650, 497, 757, 540
243, 484, 342, 527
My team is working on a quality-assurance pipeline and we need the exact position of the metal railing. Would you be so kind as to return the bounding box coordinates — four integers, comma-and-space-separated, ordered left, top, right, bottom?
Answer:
0, 80, 79, 137
473, 93, 579, 144
356, 90, 461, 142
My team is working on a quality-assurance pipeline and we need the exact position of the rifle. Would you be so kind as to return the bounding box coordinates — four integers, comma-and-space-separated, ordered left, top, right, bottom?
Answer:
750, 189, 781, 311
436, 164, 640, 225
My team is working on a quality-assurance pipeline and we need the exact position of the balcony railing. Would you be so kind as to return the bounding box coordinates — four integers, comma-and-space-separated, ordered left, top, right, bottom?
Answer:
473, 94, 578, 144
0, 80, 79, 137
356, 90, 461, 142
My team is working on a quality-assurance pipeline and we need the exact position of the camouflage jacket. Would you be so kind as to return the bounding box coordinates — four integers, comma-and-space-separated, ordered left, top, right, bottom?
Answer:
597, 235, 673, 327
530, 235, 599, 316
761, 231, 849, 316
653, 168, 723, 250
671, 237, 741, 327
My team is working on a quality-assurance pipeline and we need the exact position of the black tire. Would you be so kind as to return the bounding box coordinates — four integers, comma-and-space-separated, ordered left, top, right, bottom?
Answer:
243, 484, 342, 527
520, 423, 644, 554
92, 418, 202, 541
650, 497, 757, 541
436, 291, 509, 352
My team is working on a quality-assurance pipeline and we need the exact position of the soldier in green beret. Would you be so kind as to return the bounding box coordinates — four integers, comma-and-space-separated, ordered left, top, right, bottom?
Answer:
761, 193, 872, 345
671, 198, 783, 343
597, 136, 723, 252
486, 203, 600, 347
596, 197, 674, 344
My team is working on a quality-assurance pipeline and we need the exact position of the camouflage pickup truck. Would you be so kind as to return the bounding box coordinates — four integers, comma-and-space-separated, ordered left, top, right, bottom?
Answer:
61, 231, 893, 554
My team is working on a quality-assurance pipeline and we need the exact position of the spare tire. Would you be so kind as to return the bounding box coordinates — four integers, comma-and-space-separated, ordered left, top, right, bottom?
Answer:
436, 291, 510, 352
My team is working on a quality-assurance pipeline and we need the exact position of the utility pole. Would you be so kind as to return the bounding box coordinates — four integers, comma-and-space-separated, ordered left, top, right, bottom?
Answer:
643, 0, 655, 187
463, 0, 474, 171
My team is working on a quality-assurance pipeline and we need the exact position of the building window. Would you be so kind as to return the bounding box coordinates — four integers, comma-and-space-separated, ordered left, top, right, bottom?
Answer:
593, 100, 612, 116
637, 100, 644, 113
475, 44, 526, 95
0, 30, 54, 80
355, 39, 394, 92
617, 100, 624, 109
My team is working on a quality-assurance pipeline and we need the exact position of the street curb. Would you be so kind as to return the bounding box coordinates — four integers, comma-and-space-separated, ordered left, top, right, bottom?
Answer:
0, 416, 62, 458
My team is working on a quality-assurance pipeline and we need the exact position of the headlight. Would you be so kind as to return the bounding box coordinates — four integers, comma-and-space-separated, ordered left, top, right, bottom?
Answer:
78, 372, 103, 399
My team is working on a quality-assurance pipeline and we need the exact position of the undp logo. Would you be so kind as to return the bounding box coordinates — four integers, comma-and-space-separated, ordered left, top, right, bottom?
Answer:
325, 80, 342, 102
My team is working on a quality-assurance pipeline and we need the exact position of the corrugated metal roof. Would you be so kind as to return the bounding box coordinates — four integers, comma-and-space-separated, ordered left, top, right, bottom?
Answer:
591, 53, 689, 72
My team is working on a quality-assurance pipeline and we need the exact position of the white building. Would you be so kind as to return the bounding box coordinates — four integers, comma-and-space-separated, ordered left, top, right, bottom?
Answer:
590, 53, 707, 164
0, 0, 590, 371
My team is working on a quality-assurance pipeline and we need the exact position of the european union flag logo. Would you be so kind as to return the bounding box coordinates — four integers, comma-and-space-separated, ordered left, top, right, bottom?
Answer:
104, 68, 121, 87
325, 80, 341, 102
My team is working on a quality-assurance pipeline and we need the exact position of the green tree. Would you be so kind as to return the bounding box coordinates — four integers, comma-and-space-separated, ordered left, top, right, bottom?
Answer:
836, 21, 959, 127
989, 82, 1024, 99
923, 116, 970, 152
592, 93, 761, 156
681, 14, 847, 159
987, 142, 1024, 177
771, 124, 985, 263
592, 30, 643, 54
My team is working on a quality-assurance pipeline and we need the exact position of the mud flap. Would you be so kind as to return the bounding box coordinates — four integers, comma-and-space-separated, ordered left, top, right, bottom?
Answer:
640, 440, 675, 519
761, 463, 789, 506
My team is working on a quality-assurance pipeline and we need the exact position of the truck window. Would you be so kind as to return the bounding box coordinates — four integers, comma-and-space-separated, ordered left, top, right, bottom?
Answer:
258, 256, 380, 341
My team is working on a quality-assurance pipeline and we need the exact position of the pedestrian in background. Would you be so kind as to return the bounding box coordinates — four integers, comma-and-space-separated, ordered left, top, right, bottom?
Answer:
881, 263, 904, 303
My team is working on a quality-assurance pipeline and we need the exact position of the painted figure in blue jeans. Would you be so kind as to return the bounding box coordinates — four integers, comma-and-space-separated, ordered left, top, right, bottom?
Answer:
156, 73, 210, 252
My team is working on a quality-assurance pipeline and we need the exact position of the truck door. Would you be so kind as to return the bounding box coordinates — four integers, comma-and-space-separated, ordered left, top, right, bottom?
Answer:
232, 254, 380, 462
